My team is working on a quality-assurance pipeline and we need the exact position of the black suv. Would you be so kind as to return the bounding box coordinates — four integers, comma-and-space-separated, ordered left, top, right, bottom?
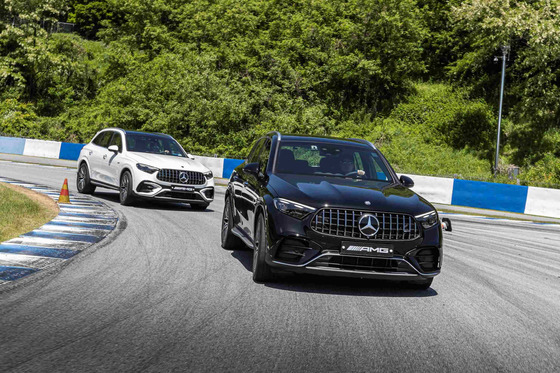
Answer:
221, 132, 442, 289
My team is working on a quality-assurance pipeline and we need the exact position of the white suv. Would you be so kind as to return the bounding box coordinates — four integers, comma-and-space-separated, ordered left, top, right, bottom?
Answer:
77, 128, 214, 209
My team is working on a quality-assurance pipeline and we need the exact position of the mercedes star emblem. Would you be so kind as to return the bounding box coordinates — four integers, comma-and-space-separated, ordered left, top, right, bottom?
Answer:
179, 172, 189, 184
358, 214, 380, 237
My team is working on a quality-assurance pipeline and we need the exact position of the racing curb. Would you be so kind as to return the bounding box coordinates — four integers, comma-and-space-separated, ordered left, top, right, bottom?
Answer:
0, 176, 120, 288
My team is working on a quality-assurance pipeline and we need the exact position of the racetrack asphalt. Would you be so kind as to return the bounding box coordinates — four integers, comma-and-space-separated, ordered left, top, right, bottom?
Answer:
1, 161, 559, 372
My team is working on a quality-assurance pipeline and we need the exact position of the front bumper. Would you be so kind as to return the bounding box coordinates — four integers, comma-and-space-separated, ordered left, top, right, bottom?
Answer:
264, 208, 442, 280
270, 252, 439, 280
134, 180, 214, 204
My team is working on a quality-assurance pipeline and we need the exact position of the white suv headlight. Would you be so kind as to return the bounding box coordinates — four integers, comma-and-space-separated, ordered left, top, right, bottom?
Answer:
204, 171, 213, 180
136, 163, 159, 174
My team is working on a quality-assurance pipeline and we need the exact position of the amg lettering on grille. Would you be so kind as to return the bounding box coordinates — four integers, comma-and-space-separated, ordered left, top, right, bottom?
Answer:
346, 246, 391, 254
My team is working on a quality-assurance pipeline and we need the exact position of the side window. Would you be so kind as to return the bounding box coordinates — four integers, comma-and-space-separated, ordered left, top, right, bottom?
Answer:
92, 132, 105, 146
257, 138, 271, 171
247, 138, 264, 163
93, 131, 113, 148
91, 133, 102, 145
109, 132, 123, 153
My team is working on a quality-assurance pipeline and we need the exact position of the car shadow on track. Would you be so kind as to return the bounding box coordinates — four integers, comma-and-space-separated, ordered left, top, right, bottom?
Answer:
90, 191, 216, 212
230, 250, 438, 298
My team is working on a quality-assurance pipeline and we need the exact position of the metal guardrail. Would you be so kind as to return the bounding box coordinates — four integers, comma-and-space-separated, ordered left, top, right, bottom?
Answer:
1, 17, 75, 34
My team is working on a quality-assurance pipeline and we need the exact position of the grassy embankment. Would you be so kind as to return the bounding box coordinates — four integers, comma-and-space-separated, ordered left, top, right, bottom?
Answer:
0, 183, 59, 242
335, 83, 551, 187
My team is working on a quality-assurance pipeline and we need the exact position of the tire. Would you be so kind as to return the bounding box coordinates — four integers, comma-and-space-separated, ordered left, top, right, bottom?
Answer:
252, 213, 274, 283
407, 278, 433, 290
119, 170, 135, 206
77, 163, 96, 194
190, 203, 209, 211
221, 195, 244, 250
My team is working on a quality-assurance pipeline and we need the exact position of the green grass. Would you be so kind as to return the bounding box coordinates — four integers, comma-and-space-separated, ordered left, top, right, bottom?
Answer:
0, 183, 58, 242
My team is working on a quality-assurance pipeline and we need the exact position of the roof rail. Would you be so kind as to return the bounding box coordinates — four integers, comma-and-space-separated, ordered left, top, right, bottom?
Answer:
266, 131, 282, 141
349, 138, 376, 149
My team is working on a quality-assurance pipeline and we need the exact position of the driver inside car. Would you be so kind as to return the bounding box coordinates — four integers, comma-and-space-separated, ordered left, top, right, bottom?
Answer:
339, 154, 355, 175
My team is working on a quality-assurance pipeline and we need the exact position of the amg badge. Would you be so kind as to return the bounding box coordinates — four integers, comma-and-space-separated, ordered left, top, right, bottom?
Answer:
345, 245, 392, 254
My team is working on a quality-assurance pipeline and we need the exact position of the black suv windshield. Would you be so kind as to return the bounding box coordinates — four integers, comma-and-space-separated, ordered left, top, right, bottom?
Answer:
125, 132, 187, 157
275, 141, 393, 182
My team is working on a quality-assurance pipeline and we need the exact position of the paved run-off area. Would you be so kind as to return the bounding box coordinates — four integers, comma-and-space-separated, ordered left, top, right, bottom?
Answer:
0, 161, 559, 372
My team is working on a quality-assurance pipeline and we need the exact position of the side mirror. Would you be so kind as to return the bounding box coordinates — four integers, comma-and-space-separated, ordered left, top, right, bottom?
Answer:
108, 145, 119, 153
400, 175, 414, 188
243, 162, 260, 175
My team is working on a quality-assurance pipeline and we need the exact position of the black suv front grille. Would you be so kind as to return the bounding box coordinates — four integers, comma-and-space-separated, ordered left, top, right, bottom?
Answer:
310, 208, 420, 241
156, 169, 205, 185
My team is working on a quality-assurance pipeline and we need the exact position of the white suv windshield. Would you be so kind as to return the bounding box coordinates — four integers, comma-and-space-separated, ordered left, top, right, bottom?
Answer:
125, 132, 187, 157
275, 141, 393, 182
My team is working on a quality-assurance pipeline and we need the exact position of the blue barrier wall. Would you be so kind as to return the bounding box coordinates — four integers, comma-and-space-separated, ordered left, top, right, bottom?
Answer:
451, 179, 529, 213
222, 158, 245, 179
0, 136, 26, 155
59, 142, 85, 161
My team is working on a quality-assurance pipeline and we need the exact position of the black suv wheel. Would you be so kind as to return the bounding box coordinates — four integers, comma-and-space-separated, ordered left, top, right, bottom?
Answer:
252, 214, 274, 282
221, 195, 244, 250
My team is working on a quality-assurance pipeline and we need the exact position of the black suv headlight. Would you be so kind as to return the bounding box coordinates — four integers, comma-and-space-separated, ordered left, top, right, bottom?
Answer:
273, 198, 316, 220
415, 210, 439, 229
136, 163, 159, 174
204, 171, 213, 180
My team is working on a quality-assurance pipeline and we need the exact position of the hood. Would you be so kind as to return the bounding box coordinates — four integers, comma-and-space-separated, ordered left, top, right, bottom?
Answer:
268, 174, 435, 216
127, 152, 210, 173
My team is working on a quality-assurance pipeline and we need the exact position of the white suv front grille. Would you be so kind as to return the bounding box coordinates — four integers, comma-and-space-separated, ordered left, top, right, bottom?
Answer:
156, 169, 205, 185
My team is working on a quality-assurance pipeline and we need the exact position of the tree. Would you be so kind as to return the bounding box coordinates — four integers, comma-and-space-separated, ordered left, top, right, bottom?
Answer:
449, 0, 560, 165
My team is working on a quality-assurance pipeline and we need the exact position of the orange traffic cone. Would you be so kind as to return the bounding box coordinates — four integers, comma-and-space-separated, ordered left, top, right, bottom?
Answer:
58, 178, 71, 204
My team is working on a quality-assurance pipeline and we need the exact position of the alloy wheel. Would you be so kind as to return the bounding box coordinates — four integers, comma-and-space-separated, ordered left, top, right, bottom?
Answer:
120, 174, 129, 200
221, 202, 230, 244
78, 166, 86, 191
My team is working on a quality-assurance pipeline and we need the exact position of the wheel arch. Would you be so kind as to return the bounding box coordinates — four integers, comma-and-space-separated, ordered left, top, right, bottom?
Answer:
78, 158, 91, 170
119, 167, 133, 181
253, 200, 268, 238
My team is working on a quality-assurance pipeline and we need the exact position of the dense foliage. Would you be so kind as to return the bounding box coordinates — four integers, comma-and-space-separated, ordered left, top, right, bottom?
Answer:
1, 0, 559, 186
